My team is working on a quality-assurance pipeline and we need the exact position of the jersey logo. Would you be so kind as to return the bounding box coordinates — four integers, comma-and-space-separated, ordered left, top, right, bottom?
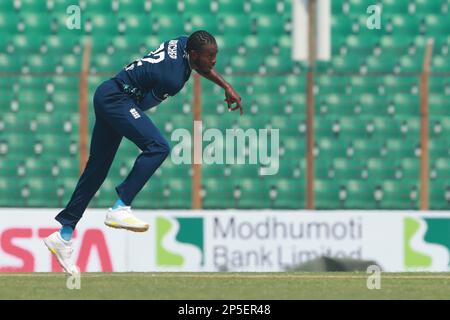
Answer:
168, 40, 178, 59
130, 108, 141, 119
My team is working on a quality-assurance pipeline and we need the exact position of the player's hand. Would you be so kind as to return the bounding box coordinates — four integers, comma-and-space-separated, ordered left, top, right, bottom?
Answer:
225, 86, 243, 115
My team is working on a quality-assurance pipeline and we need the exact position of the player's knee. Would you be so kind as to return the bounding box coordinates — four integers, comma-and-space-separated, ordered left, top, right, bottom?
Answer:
145, 139, 170, 159
159, 140, 171, 159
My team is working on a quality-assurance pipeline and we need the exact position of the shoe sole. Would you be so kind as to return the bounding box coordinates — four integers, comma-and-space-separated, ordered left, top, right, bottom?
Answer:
43, 238, 75, 276
104, 221, 149, 232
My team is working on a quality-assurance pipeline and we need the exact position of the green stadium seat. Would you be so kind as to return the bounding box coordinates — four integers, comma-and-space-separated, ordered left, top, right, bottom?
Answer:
8, 34, 46, 52
182, 0, 213, 14
18, 13, 51, 35
56, 158, 78, 178
432, 55, 450, 72
346, 33, 378, 50
379, 180, 419, 209
367, 158, 396, 180
348, 76, 379, 94
115, 14, 153, 38
133, 178, 167, 209
253, 14, 285, 36
218, 14, 252, 36
24, 178, 59, 207
230, 54, 263, 73
429, 93, 450, 116
364, 54, 397, 72
315, 180, 342, 209
165, 178, 191, 208
92, 53, 125, 72
332, 55, 363, 72
346, 0, 375, 15
184, 14, 219, 35
264, 177, 304, 208
414, 0, 446, 15
152, 15, 185, 39
278, 0, 292, 14
398, 54, 423, 73
115, 0, 146, 14
333, 158, 366, 180
345, 180, 377, 209
216, 0, 246, 14
149, 0, 180, 14
249, 0, 277, 14
0, 12, 19, 33
235, 178, 270, 208
202, 178, 234, 208
352, 138, 384, 158
380, 34, 414, 49
386, 14, 423, 36
84, 0, 114, 14
0, 0, 19, 11
424, 14, 450, 35
160, 160, 191, 178
430, 135, 450, 157
85, 14, 119, 36
385, 137, 419, 159
59, 53, 82, 72
381, 0, 412, 14
0, 53, 22, 73
229, 164, 260, 178
392, 93, 420, 115
432, 158, 449, 180
331, 0, 344, 15
322, 94, 353, 116
430, 180, 450, 209
0, 178, 21, 206
332, 16, 353, 39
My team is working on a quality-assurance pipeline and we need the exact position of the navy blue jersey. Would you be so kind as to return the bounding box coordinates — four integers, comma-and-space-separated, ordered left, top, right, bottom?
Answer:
114, 36, 191, 110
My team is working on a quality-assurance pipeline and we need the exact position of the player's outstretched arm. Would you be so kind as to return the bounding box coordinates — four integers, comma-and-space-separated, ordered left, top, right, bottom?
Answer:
198, 68, 244, 115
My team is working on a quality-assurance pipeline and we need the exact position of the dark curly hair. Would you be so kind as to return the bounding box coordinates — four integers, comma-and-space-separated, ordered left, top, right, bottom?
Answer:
186, 30, 217, 52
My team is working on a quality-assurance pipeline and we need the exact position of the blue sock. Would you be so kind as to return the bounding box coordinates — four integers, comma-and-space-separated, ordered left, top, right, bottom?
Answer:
112, 198, 126, 209
60, 225, 73, 241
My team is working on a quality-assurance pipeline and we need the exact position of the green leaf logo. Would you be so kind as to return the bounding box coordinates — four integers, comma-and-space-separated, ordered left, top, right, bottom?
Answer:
156, 217, 204, 267
404, 217, 450, 270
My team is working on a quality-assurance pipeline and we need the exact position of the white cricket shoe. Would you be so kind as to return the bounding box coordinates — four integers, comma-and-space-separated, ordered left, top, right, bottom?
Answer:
43, 231, 79, 276
104, 206, 149, 232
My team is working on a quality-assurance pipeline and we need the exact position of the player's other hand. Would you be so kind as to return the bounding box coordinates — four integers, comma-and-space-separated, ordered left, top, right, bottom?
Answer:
225, 85, 243, 115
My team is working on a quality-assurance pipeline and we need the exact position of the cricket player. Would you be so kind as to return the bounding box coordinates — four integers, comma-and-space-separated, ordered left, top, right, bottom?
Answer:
43, 30, 243, 275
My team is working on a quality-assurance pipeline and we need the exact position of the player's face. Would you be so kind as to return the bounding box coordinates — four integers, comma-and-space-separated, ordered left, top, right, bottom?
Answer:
193, 44, 218, 74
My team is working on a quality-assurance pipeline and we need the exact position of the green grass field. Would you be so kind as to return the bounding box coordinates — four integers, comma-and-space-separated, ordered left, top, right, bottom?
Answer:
1, 273, 449, 300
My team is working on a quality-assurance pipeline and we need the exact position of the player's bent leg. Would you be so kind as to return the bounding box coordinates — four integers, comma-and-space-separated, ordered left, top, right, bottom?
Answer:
104, 101, 170, 194
115, 138, 170, 205
92, 93, 169, 231
43, 231, 79, 275
104, 206, 149, 232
